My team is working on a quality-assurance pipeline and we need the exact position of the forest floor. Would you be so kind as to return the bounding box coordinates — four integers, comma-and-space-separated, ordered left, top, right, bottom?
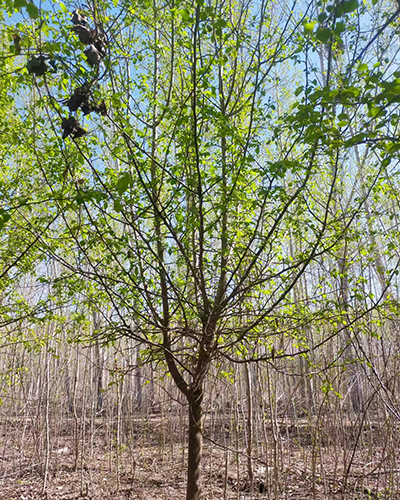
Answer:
0, 415, 399, 500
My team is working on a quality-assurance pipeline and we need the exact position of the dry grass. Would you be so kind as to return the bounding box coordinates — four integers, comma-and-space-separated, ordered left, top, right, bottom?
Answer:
0, 416, 399, 500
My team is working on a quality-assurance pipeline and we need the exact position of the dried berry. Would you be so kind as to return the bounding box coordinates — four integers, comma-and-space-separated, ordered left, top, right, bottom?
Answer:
27, 55, 48, 76
84, 44, 102, 67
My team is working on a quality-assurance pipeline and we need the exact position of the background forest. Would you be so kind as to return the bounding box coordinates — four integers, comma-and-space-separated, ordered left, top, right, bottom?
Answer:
1, 0, 400, 498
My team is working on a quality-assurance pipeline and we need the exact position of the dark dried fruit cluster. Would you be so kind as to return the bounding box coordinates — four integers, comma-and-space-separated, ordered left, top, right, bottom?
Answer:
61, 9, 109, 140
26, 52, 56, 76
27, 55, 48, 76
71, 9, 108, 67
61, 116, 87, 139
25, 8, 109, 140
66, 83, 107, 116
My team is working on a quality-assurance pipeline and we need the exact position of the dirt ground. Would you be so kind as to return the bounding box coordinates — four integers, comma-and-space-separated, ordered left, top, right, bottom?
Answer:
0, 417, 399, 500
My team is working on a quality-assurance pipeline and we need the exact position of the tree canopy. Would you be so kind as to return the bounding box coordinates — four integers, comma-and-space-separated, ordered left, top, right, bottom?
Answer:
1, 0, 400, 497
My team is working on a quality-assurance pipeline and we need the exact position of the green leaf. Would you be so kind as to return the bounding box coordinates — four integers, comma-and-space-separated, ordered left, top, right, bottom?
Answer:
215, 18, 227, 28
386, 143, 400, 154
0, 213, 11, 230
343, 0, 358, 13
180, 8, 190, 21
26, 2, 39, 18
18, 196, 29, 206
14, 0, 27, 9
335, 3, 345, 16
75, 193, 84, 205
116, 172, 132, 195
113, 199, 123, 212
345, 132, 365, 146
357, 63, 368, 73
304, 22, 316, 33
316, 28, 331, 44
59, 1, 67, 13
341, 86, 360, 99
81, 190, 106, 203
369, 106, 384, 118
334, 22, 346, 35
294, 86, 304, 96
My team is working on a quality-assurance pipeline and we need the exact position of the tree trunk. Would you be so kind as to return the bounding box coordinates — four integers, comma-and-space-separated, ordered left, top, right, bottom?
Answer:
244, 363, 254, 485
135, 344, 143, 411
94, 340, 104, 413
92, 311, 104, 413
186, 388, 203, 500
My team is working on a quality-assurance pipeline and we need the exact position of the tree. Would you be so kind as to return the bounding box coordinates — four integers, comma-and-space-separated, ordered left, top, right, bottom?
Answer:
2, 0, 400, 498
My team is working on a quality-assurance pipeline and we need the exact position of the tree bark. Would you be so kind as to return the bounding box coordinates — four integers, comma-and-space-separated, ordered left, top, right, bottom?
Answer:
186, 388, 203, 500
94, 340, 104, 413
244, 363, 254, 485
